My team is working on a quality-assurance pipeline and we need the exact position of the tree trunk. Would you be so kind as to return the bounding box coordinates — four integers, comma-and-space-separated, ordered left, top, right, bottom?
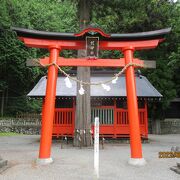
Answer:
1, 91, 4, 117
74, 0, 92, 147
151, 103, 162, 134
152, 119, 161, 134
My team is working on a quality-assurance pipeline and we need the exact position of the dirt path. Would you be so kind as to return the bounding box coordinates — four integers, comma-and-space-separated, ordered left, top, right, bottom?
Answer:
0, 134, 180, 180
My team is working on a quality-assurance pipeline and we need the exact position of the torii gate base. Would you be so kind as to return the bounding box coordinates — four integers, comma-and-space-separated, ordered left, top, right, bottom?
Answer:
12, 27, 170, 166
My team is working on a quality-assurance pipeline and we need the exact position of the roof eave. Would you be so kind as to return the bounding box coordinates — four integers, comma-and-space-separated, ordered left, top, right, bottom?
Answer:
12, 27, 171, 41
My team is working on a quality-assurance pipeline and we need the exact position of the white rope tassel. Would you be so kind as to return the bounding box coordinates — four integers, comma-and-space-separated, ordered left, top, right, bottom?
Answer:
64, 77, 72, 88
101, 83, 111, 91
79, 83, 85, 95
34, 59, 145, 96
112, 76, 118, 84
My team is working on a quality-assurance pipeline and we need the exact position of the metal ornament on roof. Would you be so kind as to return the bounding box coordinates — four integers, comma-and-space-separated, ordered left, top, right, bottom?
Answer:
88, 31, 98, 35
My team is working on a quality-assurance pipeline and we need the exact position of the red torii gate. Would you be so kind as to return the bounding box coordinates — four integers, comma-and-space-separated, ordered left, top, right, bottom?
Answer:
13, 27, 170, 166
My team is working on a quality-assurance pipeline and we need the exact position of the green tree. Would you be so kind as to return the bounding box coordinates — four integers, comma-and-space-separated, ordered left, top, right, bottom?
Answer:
0, 0, 179, 121
91, 0, 179, 118
0, 0, 78, 115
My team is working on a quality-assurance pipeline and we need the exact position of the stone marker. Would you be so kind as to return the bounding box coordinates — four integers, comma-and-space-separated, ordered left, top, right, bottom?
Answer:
0, 156, 8, 173
170, 146, 180, 175
170, 164, 180, 175
171, 146, 180, 152
177, 162, 180, 168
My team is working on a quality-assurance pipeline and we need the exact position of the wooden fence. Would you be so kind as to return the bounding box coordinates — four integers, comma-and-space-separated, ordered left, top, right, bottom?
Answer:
52, 106, 148, 138
16, 112, 41, 119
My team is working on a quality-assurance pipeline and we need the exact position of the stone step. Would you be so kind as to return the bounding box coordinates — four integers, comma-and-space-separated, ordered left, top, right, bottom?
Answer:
177, 162, 180, 168
0, 165, 8, 174
174, 168, 180, 175
170, 166, 177, 172
170, 166, 180, 175
0, 160, 8, 169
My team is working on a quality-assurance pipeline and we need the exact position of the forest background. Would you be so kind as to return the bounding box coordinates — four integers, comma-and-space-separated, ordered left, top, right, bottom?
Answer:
0, 0, 179, 120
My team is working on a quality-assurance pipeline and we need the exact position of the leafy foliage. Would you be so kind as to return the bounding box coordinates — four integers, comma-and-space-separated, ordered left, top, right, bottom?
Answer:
0, 0, 179, 119
0, 0, 78, 115
91, 0, 180, 118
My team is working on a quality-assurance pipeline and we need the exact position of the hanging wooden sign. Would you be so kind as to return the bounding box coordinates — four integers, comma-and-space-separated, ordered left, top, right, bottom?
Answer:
86, 37, 99, 59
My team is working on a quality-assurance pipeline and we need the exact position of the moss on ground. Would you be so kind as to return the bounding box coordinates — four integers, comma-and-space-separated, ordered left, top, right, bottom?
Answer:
0, 132, 21, 136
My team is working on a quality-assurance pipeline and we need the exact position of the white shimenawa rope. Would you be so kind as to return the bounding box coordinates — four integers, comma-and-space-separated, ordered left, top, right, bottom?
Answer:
33, 59, 145, 94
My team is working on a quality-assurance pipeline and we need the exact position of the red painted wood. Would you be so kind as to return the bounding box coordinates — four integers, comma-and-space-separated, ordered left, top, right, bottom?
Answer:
113, 99, 117, 138
53, 108, 74, 137
52, 107, 148, 138
144, 101, 148, 138
124, 47, 143, 158
75, 27, 110, 37
99, 39, 161, 50
72, 98, 75, 136
19, 37, 162, 50
16, 27, 167, 162
40, 57, 145, 68
19, 37, 85, 49
39, 47, 59, 159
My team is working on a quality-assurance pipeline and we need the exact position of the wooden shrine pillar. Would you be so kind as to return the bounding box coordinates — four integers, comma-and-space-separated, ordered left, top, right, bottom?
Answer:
72, 97, 76, 136
37, 47, 60, 165
113, 98, 117, 138
144, 100, 148, 138
123, 47, 146, 166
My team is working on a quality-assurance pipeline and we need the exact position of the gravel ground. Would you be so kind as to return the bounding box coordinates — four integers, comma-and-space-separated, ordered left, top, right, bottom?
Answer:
0, 134, 180, 180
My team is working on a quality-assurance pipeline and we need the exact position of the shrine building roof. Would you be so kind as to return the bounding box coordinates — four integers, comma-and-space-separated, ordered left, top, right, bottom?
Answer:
27, 74, 162, 99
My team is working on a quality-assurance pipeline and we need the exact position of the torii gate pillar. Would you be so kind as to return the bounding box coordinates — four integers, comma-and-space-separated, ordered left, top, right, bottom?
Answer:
36, 47, 60, 165
123, 47, 146, 166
